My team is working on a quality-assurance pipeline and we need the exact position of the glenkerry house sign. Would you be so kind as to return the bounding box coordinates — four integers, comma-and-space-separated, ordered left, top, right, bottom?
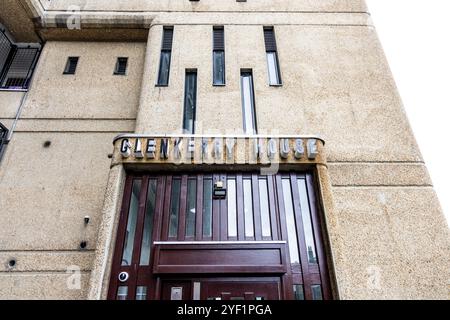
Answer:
112, 134, 326, 166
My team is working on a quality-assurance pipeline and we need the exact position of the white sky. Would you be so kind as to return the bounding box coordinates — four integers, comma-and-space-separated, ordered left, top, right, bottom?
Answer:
366, 0, 450, 226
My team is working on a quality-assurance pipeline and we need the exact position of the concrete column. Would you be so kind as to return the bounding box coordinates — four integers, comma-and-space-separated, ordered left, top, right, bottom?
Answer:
87, 164, 126, 300
316, 163, 343, 300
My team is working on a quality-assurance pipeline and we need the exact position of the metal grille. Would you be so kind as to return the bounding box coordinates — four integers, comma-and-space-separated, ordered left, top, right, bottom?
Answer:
0, 29, 40, 90
263, 27, 277, 52
0, 30, 12, 73
161, 27, 174, 51
213, 27, 225, 51
1, 47, 39, 89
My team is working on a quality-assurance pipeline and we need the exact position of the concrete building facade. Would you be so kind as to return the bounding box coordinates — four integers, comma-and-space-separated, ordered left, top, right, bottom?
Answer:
0, 0, 448, 300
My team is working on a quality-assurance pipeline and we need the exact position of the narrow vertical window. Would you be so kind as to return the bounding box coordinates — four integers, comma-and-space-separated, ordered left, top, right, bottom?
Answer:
282, 178, 300, 268
243, 178, 254, 238
240, 70, 257, 134
293, 285, 305, 300
114, 57, 128, 75
185, 178, 197, 238
63, 57, 79, 75
139, 179, 157, 266
264, 27, 282, 85
258, 178, 272, 238
213, 26, 225, 85
157, 26, 173, 86
169, 178, 181, 238
121, 180, 141, 266
297, 178, 318, 264
183, 70, 197, 134
202, 178, 213, 237
227, 178, 237, 237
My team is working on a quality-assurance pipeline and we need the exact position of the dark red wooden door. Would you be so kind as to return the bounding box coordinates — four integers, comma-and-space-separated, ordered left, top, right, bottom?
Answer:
108, 172, 332, 300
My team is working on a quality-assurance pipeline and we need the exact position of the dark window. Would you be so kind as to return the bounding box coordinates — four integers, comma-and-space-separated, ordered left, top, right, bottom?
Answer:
213, 26, 225, 85
63, 57, 79, 75
157, 27, 174, 86
240, 70, 257, 134
114, 57, 128, 75
264, 27, 282, 85
183, 70, 197, 134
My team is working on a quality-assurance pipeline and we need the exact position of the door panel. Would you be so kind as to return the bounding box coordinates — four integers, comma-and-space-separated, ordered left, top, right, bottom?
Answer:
161, 281, 192, 300
201, 280, 281, 301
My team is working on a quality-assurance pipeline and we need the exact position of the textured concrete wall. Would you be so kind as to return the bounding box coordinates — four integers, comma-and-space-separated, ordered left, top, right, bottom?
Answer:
43, 0, 367, 12
133, 17, 450, 300
0, 91, 25, 118
21, 42, 146, 120
0, 0, 40, 42
0, 42, 146, 299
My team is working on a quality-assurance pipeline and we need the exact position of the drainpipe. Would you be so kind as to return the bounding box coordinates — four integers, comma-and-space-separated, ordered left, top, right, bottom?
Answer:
0, 91, 27, 165
0, 45, 43, 165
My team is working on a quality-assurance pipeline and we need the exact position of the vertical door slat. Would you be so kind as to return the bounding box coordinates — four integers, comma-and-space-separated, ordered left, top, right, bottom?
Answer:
128, 176, 149, 300
306, 172, 332, 300
160, 175, 173, 241
107, 176, 134, 300
195, 174, 204, 241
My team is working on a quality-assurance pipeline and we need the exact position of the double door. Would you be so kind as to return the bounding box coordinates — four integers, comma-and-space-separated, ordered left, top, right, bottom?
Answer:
108, 171, 332, 300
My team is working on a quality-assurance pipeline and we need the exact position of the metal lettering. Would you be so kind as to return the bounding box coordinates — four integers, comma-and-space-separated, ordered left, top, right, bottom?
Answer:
174, 138, 183, 160
120, 139, 131, 158
280, 139, 290, 159
213, 138, 223, 159
134, 138, 144, 159
267, 138, 277, 160
202, 138, 209, 160
225, 138, 235, 160
187, 139, 195, 159
160, 138, 169, 159
294, 139, 305, 159
253, 138, 262, 160
146, 139, 156, 159
307, 139, 318, 160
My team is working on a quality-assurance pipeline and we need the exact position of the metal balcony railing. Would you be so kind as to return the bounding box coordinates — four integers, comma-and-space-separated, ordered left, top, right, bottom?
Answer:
0, 122, 8, 157
0, 28, 41, 90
